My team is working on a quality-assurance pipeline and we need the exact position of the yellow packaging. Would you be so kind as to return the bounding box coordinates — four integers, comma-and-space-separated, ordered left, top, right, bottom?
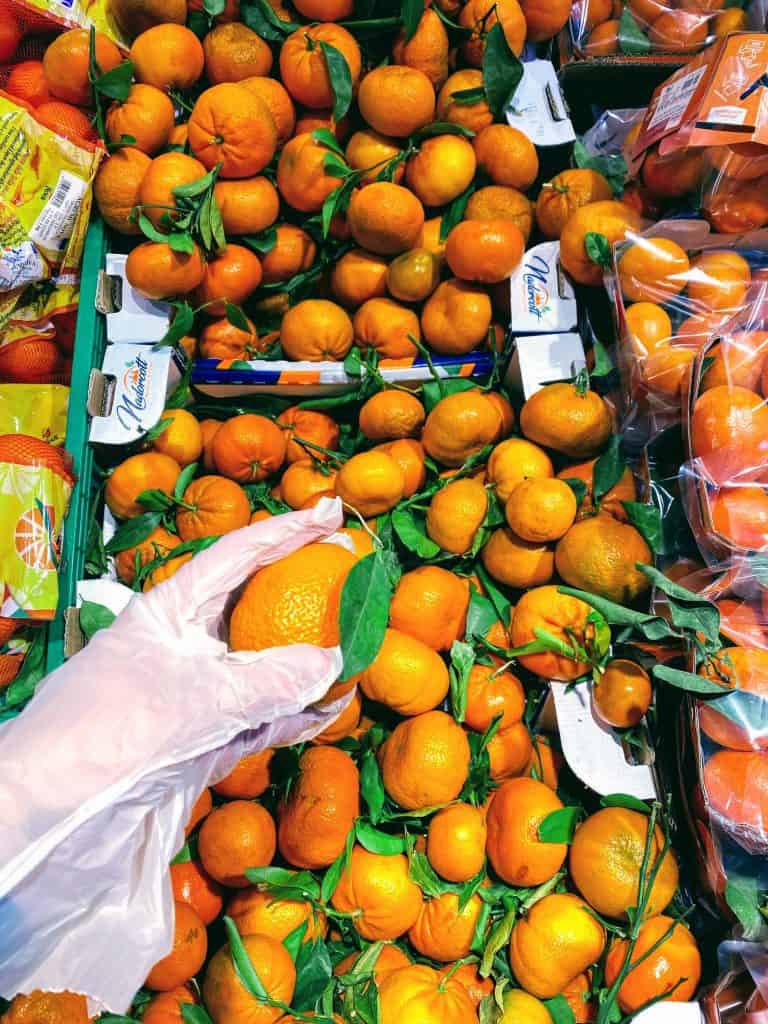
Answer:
10, 0, 129, 48
0, 385, 69, 444
0, 449, 73, 619
0, 278, 78, 345
0, 94, 102, 294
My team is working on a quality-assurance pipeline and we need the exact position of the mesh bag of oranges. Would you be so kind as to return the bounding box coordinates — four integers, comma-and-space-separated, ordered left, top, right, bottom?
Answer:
658, 561, 768, 930
608, 220, 768, 446
0, 278, 78, 384
568, 0, 752, 59
0, 433, 74, 619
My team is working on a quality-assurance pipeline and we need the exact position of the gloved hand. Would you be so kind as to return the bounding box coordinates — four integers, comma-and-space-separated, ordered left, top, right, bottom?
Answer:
0, 499, 350, 1013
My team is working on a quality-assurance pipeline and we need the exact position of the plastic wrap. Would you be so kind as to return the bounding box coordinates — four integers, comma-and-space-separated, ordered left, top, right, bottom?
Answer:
0, 500, 351, 1013
608, 219, 768, 447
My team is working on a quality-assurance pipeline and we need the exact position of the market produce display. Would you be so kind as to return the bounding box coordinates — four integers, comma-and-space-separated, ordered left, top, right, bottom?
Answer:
1, 0, 768, 1020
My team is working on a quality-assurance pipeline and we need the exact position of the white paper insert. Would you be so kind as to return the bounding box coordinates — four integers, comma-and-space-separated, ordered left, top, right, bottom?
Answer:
506, 60, 575, 147
89, 343, 181, 445
509, 241, 577, 335
507, 332, 586, 399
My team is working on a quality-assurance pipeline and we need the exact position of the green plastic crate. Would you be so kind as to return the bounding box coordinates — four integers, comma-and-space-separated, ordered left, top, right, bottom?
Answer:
46, 217, 109, 674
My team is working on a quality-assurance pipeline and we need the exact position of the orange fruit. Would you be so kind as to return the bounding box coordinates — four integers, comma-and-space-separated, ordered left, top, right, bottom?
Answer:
556, 514, 652, 603
701, 330, 768, 393
105, 452, 180, 520
687, 251, 751, 312
345, 129, 404, 184
277, 406, 340, 463
214, 177, 279, 235
387, 248, 441, 303
331, 249, 389, 308
704, 175, 768, 234
210, 412, 285, 483
427, 803, 487, 882
335, 945, 411, 983
520, 382, 612, 459
358, 64, 435, 137
194, 245, 263, 316
227, 886, 326, 943
466, 186, 534, 241
481, 526, 554, 589
293, 108, 351, 141
238, 76, 295, 145
335, 449, 405, 517
460, 0, 526, 64
378, 964, 476, 1024
281, 299, 354, 361
146, 902, 207, 990
409, 890, 485, 961
176, 475, 251, 540
421, 278, 492, 355
593, 658, 652, 728
392, 8, 449, 87
691, 385, 768, 486
347, 182, 425, 257
293, 0, 352, 16
0, 20, 22, 63
126, 242, 206, 300
277, 131, 348, 213
560, 199, 642, 287
198, 800, 276, 887
171, 859, 224, 925
473, 124, 538, 191
278, 746, 359, 869
617, 236, 690, 302
353, 297, 420, 360
486, 777, 567, 885
699, 646, 768, 749
336, 527, 376, 560
497, 990, 550, 1023
569, 807, 678, 920
188, 83, 276, 178
35, 102, 96, 144
230, 541, 356, 652
583, 19, 620, 53
130, 25, 205, 91
199, 316, 262, 361
377, 439, 427, 497
487, 437, 553, 502
106, 84, 175, 155
389, 565, 469, 650
488, 721, 534, 780
445, 219, 525, 284
422, 389, 503, 466
359, 391, 425, 441
360, 627, 449, 716
406, 134, 476, 208
261, 226, 316, 285
6, 60, 50, 107
114, 525, 179, 585
313, 686, 363, 743
111, 0, 186, 36
648, 9, 708, 51
94, 147, 151, 235
627, 0, 667, 22
203, 22, 272, 84
526, 735, 562, 790
138, 151, 208, 229
426, 477, 488, 554
142, 988, 196, 1024
151, 408, 203, 467
279, 24, 361, 109
521, 0, 573, 39
510, 893, 606, 999
203, 934, 295, 1024
505, 477, 577, 542
559, 973, 595, 1023
381, 710, 470, 810
185, 789, 212, 836
437, 69, 493, 133
213, 749, 273, 798
703, 749, 768, 831
558, 457, 637, 522
331, 845, 423, 940
641, 145, 704, 197
710, 486, 768, 551
1, 993, 89, 1024
465, 660, 525, 734
510, 585, 593, 680
624, 301, 673, 357
604, 917, 701, 1014
536, 169, 613, 240
280, 459, 336, 510
43, 28, 121, 106
143, 552, 194, 592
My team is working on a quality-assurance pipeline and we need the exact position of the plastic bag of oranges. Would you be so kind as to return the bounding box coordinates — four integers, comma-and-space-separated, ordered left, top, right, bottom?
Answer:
0, 93, 101, 295
608, 219, 768, 446
0, 433, 74, 619
0, 278, 77, 384
701, 145, 768, 236
658, 561, 768, 931
568, 0, 750, 59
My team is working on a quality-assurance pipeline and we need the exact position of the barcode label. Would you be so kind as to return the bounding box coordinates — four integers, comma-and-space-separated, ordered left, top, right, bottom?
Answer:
28, 171, 88, 253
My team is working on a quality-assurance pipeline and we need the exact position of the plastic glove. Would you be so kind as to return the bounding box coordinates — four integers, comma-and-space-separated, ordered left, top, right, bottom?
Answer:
0, 498, 350, 1014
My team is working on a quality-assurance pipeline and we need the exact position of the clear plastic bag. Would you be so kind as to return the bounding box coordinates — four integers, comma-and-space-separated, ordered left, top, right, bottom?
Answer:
0, 500, 352, 1013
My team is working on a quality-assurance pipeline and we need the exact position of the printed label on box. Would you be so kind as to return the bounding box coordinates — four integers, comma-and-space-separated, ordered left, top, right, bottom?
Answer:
28, 171, 88, 252
509, 241, 577, 335
647, 66, 707, 132
89, 344, 181, 445
506, 60, 575, 148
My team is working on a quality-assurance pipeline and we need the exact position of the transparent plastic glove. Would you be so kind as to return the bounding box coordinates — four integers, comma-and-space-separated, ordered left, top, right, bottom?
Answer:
0, 499, 350, 1013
